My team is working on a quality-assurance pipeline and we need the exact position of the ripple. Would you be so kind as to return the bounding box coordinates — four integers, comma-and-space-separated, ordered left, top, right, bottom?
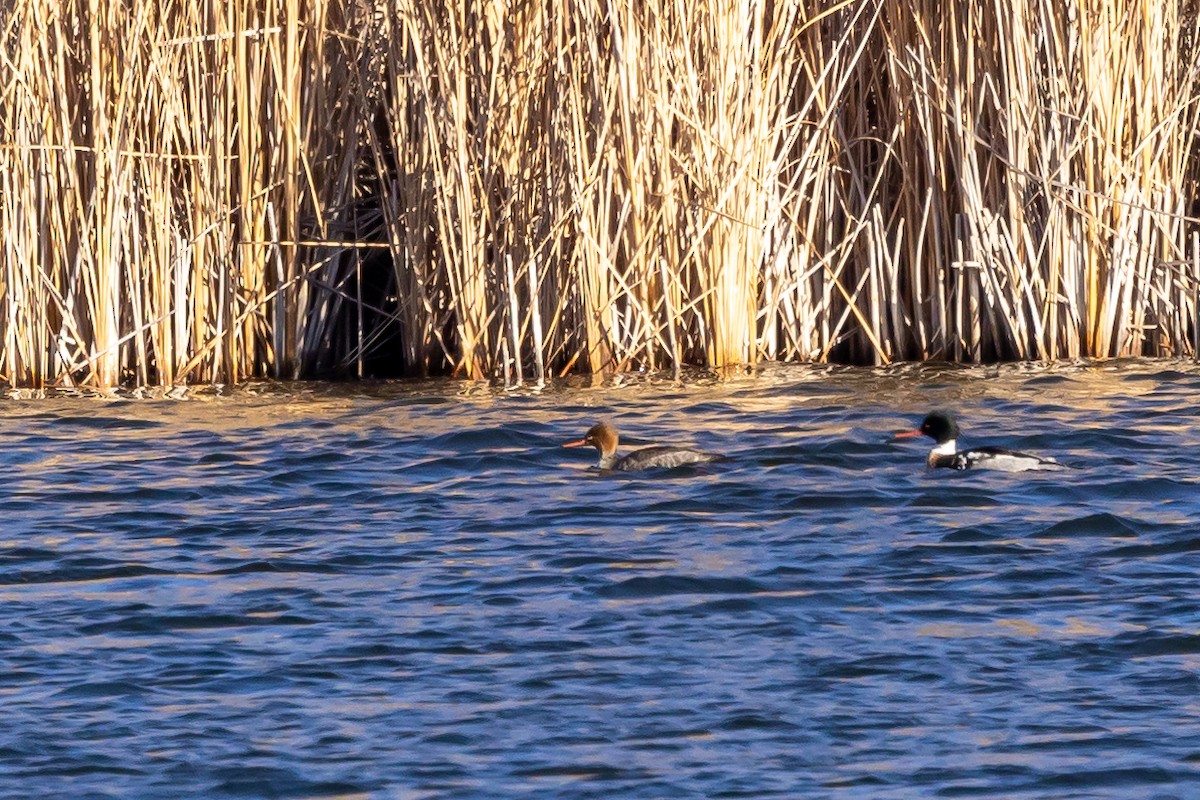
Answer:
594, 575, 770, 598
1036, 512, 1141, 539
4, 361, 1200, 799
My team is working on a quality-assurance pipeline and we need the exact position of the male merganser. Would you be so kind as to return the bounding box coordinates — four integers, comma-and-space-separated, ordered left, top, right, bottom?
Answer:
563, 421, 723, 471
895, 411, 1065, 472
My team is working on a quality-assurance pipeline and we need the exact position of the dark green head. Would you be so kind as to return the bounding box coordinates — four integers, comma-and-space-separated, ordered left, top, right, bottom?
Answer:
917, 411, 960, 444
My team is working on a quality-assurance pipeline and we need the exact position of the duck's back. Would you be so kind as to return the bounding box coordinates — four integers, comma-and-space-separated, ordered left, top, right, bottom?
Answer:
933, 446, 1065, 472
613, 445, 723, 472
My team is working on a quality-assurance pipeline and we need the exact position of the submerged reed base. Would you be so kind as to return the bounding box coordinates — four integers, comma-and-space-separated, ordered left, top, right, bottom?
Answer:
1, 0, 1198, 388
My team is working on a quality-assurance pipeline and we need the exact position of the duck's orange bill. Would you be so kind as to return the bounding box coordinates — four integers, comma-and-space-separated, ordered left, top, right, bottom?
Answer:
562, 439, 588, 448
893, 430, 924, 439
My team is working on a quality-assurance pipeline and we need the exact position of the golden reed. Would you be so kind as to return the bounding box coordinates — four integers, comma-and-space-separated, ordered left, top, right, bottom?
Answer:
1, 0, 1197, 388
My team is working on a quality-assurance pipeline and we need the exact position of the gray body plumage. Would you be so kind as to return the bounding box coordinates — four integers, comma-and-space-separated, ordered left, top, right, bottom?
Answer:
607, 445, 723, 472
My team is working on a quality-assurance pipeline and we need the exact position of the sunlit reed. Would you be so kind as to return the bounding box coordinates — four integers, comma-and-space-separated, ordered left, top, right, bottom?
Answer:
1, 0, 1198, 387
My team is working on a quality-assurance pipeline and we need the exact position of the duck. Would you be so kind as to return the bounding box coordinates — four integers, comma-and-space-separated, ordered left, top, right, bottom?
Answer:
563, 421, 723, 471
895, 411, 1065, 472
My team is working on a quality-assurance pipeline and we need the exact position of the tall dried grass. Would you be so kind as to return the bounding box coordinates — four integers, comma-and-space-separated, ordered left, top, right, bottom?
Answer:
1, 0, 1198, 387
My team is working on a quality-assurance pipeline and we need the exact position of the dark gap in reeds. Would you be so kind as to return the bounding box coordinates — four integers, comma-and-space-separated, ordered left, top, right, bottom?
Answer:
2, 0, 1200, 388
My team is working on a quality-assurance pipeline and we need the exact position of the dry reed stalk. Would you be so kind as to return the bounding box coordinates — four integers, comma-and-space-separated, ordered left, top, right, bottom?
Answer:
0, 0, 362, 388
2, 0, 1200, 388
1194, 232, 1200, 357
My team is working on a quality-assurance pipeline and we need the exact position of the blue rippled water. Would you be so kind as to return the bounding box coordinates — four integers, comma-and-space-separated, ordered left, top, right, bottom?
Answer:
3, 361, 1200, 799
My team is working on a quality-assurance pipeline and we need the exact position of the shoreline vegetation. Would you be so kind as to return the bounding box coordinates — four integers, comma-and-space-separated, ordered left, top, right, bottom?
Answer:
1, 1, 1199, 389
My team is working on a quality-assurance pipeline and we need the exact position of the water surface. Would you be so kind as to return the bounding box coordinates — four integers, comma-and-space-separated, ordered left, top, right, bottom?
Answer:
2, 361, 1200, 798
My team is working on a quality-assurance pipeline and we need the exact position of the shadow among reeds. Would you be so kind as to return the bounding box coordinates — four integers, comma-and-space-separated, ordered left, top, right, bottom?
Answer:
1, 0, 1199, 388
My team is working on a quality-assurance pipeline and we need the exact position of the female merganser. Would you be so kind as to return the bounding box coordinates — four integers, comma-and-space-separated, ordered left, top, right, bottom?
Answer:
563, 421, 723, 471
895, 411, 1065, 472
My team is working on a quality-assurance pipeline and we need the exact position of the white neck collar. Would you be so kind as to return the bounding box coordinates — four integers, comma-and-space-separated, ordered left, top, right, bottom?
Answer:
932, 439, 957, 456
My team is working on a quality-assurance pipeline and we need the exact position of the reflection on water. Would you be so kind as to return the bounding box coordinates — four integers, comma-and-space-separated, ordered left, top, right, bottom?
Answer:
2, 361, 1200, 798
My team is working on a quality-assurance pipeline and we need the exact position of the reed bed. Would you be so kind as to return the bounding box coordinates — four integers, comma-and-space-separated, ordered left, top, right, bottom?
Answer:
1, 0, 1198, 387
